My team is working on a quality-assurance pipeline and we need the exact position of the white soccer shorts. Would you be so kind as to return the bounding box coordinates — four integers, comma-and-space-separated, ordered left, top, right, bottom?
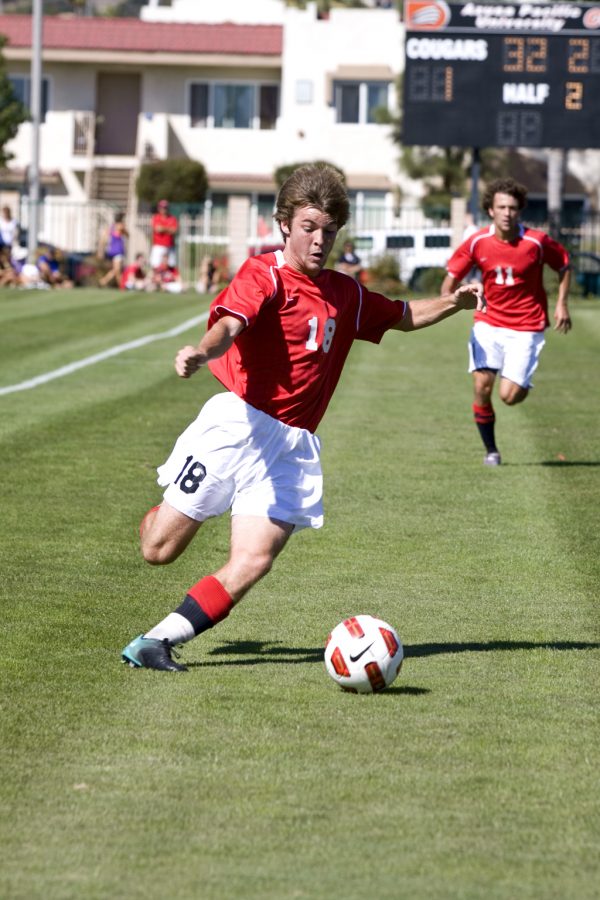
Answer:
468, 321, 546, 388
157, 392, 324, 530
150, 245, 176, 268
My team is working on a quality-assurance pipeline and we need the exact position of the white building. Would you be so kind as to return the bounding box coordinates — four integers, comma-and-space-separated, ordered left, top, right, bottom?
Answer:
0, 0, 596, 274
0, 1, 418, 268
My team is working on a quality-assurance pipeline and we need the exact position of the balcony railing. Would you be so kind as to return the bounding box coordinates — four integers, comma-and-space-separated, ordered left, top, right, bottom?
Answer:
73, 112, 96, 156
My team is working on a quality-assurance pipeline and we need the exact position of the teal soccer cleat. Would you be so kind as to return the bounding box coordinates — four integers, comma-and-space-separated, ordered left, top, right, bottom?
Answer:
121, 634, 188, 672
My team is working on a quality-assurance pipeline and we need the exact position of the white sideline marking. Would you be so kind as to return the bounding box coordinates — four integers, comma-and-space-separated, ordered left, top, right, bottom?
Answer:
0, 311, 209, 396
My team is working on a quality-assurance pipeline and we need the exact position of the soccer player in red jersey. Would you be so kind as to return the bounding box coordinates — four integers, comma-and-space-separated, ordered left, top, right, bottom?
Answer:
441, 178, 572, 466
122, 164, 483, 671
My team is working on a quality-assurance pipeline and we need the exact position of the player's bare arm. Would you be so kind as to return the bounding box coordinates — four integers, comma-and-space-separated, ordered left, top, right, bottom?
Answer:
175, 315, 244, 378
440, 273, 459, 295
554, 267, 572, 334
395, 283, 485, 332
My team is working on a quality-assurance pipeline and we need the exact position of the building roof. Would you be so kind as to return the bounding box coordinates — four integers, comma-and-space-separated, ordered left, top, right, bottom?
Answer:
0, 14, 282, 56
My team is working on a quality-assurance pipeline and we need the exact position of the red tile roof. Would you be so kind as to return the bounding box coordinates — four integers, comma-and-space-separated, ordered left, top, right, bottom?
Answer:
0, 14, 282, 55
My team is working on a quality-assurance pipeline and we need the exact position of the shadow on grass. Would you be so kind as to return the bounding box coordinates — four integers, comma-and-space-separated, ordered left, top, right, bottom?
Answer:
405, 639, 600, 657
373, 685, 430, 696
518, 460, 600, 467
189, 641, 322, 667
186, 638, 599, 668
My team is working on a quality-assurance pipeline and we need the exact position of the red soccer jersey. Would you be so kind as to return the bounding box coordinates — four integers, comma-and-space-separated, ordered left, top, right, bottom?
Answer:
207, 250, 407, 433
446, 224, 570, 331
156, 264, 180, 283
151, 213, 178, 248
119, 263, 144, 289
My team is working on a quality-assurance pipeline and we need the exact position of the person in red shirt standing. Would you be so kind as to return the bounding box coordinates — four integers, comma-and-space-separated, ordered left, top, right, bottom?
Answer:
122, 164, 483, 672
441, 178, 572, 467
150, 199, 178, 269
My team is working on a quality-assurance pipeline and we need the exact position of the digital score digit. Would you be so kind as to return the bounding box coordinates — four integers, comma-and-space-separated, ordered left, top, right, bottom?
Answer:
565, 81, 584, 110
502, 36, 548, 73
407, 64, 454, 102
402, 1, 600, 149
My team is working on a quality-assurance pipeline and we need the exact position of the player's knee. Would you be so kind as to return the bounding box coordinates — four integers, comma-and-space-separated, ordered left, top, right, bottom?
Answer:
473, 379, 494, 404
141, 535, 180, 566
501, 388, 528, 406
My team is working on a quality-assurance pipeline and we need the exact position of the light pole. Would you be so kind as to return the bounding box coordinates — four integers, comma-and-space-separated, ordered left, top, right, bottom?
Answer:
27, 0, 43, 262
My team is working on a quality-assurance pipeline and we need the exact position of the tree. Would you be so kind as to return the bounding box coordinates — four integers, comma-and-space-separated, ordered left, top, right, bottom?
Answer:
391, 74, 509, 218
0, 37, 28, 170
136, 159, 208, 208
399, 144, 511, 219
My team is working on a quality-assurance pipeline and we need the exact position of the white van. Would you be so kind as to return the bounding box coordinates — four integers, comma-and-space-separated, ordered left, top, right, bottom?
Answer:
353, 227, 452, 285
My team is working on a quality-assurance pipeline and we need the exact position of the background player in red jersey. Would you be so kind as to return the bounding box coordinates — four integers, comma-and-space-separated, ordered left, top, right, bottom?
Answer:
441, 178, 572, 467
122, 164, 483, 672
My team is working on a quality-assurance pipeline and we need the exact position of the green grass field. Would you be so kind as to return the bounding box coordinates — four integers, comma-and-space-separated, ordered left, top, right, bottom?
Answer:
1, 286, 598, 900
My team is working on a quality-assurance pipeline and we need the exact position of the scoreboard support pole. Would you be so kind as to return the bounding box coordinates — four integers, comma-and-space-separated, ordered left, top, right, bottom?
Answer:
548, 149, 566, 239
469, 147, 481, 224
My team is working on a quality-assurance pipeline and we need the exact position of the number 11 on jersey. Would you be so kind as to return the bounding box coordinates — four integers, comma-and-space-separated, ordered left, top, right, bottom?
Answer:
494, 266, 515, 285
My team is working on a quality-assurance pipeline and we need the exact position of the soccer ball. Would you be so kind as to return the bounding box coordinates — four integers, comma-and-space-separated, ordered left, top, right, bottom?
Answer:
324, 615, 403, 693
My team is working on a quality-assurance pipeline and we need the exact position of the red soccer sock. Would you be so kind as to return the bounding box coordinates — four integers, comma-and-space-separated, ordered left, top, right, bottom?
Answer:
473, 402, 495, 424
176, 575, 233, 636
472, 403, 497, 453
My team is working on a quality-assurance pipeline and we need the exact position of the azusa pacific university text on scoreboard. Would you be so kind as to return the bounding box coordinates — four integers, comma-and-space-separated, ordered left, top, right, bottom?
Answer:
402, 1, 600, 148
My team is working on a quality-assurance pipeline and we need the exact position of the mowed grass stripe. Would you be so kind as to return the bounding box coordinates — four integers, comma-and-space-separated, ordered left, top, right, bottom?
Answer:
0, 288, 210, 387
0, 289, 211, 438
1, 290, 598, 899
310, 313, 599, 898
0, 310, 208, 396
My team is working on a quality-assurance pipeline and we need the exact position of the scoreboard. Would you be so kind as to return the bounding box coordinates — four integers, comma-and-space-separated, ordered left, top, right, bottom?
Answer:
402, 0, 600, 147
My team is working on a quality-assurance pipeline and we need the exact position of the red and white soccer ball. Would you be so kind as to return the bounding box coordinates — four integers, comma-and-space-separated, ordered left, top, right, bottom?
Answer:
324, 615, 404, 694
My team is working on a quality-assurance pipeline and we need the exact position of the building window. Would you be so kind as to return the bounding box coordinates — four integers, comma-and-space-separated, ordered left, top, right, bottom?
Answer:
336, 83, 359, 123
424, 234, 451, 249
334, 80, 390, 124
296, 80, 313, 104
10, 75, 49, 121
349, 191, 388, 230
366, 83, 389, 123
189, 82, 279, 130
387, 235, 415, 249
255, 193, 276, 239
214, 84, 253, 129
190, 83, 208, 127
259, 85, 279, 130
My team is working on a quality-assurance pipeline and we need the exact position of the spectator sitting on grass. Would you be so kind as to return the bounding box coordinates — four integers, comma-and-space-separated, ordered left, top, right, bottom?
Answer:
0, 245, 17, 286
38, 247, 74, 289
0, 246, 46, 289
195, 255, 220, 294
120, 253, 149, 291
151, 250, 183, 294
